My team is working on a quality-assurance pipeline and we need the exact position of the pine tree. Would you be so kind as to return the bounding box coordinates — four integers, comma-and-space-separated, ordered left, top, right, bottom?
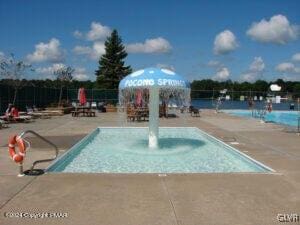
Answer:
95, 30, 132, 89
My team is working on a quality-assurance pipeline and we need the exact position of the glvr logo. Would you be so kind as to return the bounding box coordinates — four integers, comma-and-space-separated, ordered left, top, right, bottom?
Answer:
277, 214, 299, 222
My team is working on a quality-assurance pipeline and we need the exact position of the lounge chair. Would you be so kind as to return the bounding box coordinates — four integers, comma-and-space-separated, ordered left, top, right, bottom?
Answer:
189, 106, 200, 117
27, 111, 51, 119
91, 102, 97, 109
0, 114, 32, 123
26, 106, 51, 119
14, 115, 33, 123
0, 115, 10, 122
0, 119, 8, 129
97, 102, 106, 112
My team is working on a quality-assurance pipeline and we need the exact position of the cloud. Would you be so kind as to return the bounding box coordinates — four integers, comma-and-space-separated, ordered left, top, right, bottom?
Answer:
249, 57, 265, 72
73, 22, 111, 41
212, 67, 230, 81
92, 42, 106, 58
0, 51, 4, 60
292, 53, 300, 62
26, 38, 65, 63
275, 53, 300, 81
73, 30, 83, 39
72, 22, 109, 60
282, 74, 300, 81
207, 60, 224, 68
86, 22, 111, 41
275, 62, 294, 72
73, 42, 105, 60
36, 64, 89, 80
240, 57, 265, 82
35, 63, 66, 79
275, 62, 300, 74
126, 37, 172, 54
246, 14, 299, 44
213, 30, 238, 55
73, 67, 89, 81
240, 73, 254, 82
73, 22, 171, 58
156, 64, 175, 71
73, 46, 92, 55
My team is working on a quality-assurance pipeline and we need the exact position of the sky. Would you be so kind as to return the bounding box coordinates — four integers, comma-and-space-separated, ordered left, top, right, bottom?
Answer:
0, 0, 300, 82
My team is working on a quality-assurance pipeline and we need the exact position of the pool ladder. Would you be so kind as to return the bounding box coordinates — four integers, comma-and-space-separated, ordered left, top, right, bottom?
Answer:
18, 130, 59, 176
251, 108, 266, 120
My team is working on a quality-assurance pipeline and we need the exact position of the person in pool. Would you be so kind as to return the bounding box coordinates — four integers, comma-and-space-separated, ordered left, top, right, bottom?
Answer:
248, 98, 255, 109
266, 99, 272, 112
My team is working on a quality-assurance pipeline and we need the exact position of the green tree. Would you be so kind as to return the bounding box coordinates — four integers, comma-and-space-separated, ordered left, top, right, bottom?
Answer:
54, 66, 74, 106
0, 54, 33, 104
253, 80, 269, 92
274, 79, 285, 91
95, 29, 132, 89
293, 83, 300, 93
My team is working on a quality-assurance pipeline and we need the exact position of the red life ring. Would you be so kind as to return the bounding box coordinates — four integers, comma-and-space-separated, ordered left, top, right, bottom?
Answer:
8, 135, 26, 163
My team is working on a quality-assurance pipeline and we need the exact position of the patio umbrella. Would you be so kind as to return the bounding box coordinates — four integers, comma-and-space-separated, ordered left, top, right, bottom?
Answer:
78, 87, 87, 106
135, 89, 143, 107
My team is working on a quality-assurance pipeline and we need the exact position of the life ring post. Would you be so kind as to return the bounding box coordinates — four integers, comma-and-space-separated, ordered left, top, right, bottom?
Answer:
9, 130, 59, 176
18, 163, 24, 177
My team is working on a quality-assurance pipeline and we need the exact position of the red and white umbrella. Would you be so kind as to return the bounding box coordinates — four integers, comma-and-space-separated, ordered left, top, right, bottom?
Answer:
78, 87, 87, 106
135, 89, 142, 107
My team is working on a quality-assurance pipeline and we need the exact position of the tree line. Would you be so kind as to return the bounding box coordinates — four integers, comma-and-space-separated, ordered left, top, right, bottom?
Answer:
1, 78, 299, 92
191, 79, 300, 93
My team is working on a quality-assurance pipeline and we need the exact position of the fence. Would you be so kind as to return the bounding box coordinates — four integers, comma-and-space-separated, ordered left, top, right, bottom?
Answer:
1, 84, 299, 113
0, 85, 119, 113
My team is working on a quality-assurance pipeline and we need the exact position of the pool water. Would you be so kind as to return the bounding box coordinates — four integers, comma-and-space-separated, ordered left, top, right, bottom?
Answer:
47, 127, 271, 173
224, 110, 299, 127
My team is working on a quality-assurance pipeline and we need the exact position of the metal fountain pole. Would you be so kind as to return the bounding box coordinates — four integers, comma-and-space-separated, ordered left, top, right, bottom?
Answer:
148, 87, 159, 148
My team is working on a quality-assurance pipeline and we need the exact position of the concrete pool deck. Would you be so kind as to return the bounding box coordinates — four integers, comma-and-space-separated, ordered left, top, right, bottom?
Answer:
0, 110, 299, 225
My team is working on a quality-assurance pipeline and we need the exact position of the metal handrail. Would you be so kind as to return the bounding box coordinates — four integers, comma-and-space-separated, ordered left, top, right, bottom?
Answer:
19, 130, 59, 171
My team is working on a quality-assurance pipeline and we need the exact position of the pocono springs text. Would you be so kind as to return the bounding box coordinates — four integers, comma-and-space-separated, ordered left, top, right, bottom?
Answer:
124, 79, 186, 87
4, 211, 68, 219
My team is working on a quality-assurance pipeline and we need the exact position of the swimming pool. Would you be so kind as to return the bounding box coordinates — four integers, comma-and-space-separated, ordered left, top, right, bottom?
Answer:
224, 110, 300, 127
47, 127, 272, 173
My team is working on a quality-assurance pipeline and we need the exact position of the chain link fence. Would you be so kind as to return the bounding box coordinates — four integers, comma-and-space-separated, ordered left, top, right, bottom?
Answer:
1, 84, 299, 113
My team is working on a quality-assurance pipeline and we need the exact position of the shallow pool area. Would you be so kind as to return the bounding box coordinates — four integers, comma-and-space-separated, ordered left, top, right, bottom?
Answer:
224, 110, 299, 127
47, 127, 272, 173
